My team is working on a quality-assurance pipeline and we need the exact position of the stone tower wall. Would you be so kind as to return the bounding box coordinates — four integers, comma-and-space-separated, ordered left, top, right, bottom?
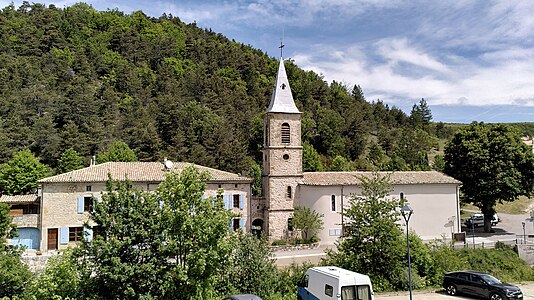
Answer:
263, 112, 302, 240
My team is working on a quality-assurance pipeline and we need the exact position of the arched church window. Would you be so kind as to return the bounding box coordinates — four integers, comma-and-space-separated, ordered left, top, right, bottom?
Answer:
287, 186, 292, 198
281, 123, 290, 144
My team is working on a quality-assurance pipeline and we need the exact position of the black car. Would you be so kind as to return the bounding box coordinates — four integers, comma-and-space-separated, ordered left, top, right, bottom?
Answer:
443, 271, 523, 300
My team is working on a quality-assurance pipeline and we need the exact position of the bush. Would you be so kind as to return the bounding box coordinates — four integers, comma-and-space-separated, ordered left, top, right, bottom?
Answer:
271, 239, 288, 246
24, 249, 80, 300
0, 251, 33, 298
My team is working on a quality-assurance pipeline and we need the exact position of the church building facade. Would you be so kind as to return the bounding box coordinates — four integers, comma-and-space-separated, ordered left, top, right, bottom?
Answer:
257, 58, 462, 244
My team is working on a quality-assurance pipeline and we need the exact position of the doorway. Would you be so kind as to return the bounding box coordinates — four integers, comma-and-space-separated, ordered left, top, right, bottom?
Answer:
47, 228, 58, 251
251, 219, 264, 238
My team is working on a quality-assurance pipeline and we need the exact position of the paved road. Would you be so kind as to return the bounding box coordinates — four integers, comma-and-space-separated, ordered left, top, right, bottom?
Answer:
376, 282, 534, 299
274, 211, 534, 266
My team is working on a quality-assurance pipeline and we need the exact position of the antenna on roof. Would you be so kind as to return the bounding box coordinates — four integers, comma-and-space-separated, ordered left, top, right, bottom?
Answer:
164, 158, 174, 170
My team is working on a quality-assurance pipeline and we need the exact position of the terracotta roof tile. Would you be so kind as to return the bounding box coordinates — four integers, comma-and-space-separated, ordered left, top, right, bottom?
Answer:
302, 171, 461, 186
0, 194, 38, 204
38, 162, 253, 183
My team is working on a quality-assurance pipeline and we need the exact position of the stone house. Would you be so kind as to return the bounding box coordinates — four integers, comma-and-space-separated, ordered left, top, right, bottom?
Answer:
36, 161, 252, 252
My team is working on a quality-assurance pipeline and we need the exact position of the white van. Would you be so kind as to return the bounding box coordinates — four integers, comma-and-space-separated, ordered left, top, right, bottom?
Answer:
297, 266, 374, 300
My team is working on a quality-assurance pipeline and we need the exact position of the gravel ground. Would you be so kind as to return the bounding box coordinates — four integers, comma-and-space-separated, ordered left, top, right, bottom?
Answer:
376, 282, 534, 299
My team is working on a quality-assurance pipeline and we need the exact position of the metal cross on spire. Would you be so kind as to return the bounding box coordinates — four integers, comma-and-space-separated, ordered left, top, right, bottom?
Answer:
279, 38, 285, 58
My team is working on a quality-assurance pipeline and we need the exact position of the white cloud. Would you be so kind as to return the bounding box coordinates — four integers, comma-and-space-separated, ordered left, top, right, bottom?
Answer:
293, 40, 534, 107
375, 38, 451, 74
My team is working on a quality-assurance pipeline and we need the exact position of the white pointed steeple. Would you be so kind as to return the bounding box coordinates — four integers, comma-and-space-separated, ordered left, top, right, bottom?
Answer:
267, 58, 300, 114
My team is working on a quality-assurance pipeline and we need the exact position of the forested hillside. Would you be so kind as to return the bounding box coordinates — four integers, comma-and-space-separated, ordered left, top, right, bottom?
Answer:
0, 2, 472, 176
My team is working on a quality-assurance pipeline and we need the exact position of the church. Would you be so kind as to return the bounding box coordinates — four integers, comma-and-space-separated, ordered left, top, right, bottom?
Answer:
254, 57, 462, 244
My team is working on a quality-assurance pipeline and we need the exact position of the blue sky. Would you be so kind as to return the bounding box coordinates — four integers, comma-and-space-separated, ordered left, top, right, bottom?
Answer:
2, 0, 534, 123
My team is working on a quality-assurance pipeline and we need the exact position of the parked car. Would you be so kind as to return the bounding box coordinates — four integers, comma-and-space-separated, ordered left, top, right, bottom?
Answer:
224, 295, 262, 300
464, 213, 500, 228
443, 270, 523, 300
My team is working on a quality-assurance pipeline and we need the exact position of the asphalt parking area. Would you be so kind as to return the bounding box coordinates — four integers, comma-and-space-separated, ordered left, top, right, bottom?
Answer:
376, 282, 534, 299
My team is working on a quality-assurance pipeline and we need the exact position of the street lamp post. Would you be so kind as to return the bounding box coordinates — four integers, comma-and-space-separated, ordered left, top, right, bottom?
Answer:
471, 222, 475, 249
522, 222, 526, 244
401, 203, 414, 300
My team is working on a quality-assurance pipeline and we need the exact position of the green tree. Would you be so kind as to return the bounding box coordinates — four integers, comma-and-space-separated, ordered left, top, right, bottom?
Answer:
217, 232, 277, 299
96, 141, 138, 163
57, 148, 84, 173
0, 203, 15, 247
157, 166, 233, 298
329, 155, 353, 171
367, 143, 388, 170
326, 173, 406, 291
249, 162, 262, 196
25, 248, 80, 300
0, 149, 50, 195
409, 98, 432, 129
0, 203, 33, 298
444, 122, 534, 232
77, 178, 170, 299
290, 206, 324, 241
432, 155, 445, 172
302, 143, 323, 172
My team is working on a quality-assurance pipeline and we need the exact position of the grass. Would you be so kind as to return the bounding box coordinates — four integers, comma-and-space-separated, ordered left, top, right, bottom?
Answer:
460, 196, 534, 215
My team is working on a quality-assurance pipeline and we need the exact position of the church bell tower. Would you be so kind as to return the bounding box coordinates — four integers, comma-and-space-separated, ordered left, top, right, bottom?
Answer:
263, 56, 303, 239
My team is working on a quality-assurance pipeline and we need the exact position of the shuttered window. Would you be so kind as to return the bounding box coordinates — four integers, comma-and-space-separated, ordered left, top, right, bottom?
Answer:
281, 123, 290, 144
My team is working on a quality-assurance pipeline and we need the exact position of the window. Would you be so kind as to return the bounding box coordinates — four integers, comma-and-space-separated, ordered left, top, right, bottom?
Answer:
281, 123, 290, 144
92, 226, 102, 239
233, 218, 240, 231
458, 273, 469, 281
288, 218, 293, 231
84, 196, 92, 212
11, 204, 39, 215
329, 229, 342, 236
287, 186, 292, 198
218, 184, 222, 188
325, 284, 334, 297
233, 194, 240, 208
400, 192, 404, 200
298, 275, 309, 288
341, 285, 371, 300
341, 286, 355, 300
265, 124, 269, 145
331, 195, 336, 211
86, 185, 92, 192
69, 227, 83, 242
235, 183, 238, 188
283, 154, 290, 160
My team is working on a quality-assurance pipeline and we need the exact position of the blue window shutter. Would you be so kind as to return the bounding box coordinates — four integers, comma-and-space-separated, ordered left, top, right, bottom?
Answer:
77, 196, 84, 214
201, 195, 205, 201
60, 227, 69, 244
224, 195, 230, 210
84, 226, 93, 242
239, 194, 244, 210
240, 218, 245, 229
229, 220, 233, 232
